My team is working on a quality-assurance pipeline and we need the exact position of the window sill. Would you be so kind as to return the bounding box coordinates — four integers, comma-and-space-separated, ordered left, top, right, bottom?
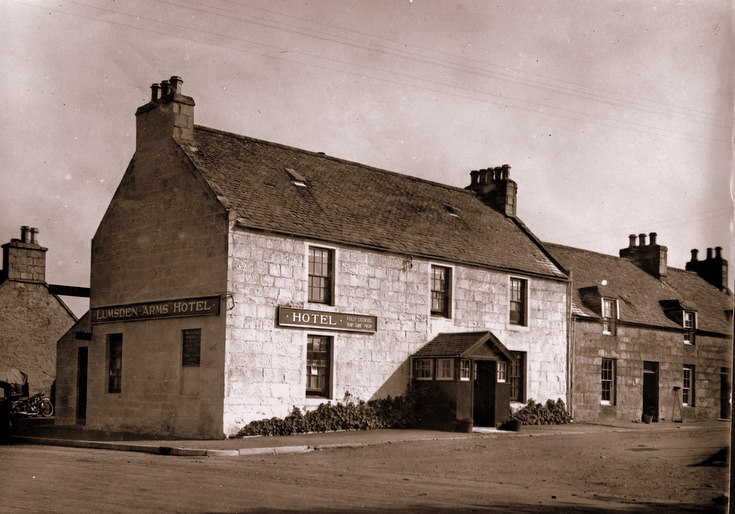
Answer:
507, 323, 530, 332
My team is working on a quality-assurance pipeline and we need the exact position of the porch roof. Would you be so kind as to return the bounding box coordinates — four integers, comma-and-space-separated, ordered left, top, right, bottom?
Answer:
412, 331, 514, 361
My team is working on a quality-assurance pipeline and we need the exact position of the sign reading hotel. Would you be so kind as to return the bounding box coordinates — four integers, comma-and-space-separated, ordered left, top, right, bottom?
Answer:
91, 296, 220, 324
278, 306, 377, 333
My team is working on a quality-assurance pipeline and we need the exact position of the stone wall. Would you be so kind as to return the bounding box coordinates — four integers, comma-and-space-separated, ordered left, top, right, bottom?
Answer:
0, 281, 75, 395
571, 318, 731, 422
81, 137, 230, 438
222, 228, 568, 435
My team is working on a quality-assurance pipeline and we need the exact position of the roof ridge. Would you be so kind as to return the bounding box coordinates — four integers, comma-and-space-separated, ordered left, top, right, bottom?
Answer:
192, 124, 477, 198
543, 242, 627, 261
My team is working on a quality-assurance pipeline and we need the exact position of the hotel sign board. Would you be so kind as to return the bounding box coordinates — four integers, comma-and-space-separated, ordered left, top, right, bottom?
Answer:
91, 296, 220, 324
278, 306, 377, 334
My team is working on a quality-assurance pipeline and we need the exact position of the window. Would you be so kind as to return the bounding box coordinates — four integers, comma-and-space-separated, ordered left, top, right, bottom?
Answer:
601, 358, 616, 405
306, 335, 331, 397
509, 351, 526, 402
182, 329, 201, 367
107, 333, 123, 394
683, 311, 696, 345
602, 298, 617, 335
308, 246, 333, 304
496, 361, 507, 382
460, 359, 471, 381
414, 358, 433, 380
431, 265, 451, 318
683, 365, 695, 406
436, 358, 454, 380
509, 278, 527, 326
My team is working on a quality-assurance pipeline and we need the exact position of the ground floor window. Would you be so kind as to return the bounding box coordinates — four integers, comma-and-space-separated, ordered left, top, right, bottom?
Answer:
509, 351, 526, 402
306, 335, 331, 397
414, 358, 433, 380
601, 358, 616, 404
107, 333, 123, 394
436, 358, 454, 380
496, 361, 507, 382
683, 365, 695, 406
181, 329, 201, 367
459, 359, 471, 381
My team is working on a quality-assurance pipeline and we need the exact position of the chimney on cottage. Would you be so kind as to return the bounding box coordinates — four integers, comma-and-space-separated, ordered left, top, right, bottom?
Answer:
1, 226, 47, 283
466, 164, 517, 217
619, 231, 668, 278
135, 75, 195, 153
686, 246, 728, 291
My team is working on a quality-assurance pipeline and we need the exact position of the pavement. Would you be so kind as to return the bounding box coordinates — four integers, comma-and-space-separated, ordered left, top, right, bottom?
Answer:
7, 416, 729, 458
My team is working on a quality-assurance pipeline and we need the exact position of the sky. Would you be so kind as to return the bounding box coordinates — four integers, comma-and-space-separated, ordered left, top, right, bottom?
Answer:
1, 0, 732, 318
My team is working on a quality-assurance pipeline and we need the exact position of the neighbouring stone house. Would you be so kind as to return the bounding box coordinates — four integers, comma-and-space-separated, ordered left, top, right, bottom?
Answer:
55, 76, 570, 438
0, 226, 77, 396
547, 235, 732, 423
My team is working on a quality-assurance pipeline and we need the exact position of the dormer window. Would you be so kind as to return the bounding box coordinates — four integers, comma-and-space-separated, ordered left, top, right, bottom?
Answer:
683, 310, 696, 345
285, 167, 307, 187
602, 298, 618, 335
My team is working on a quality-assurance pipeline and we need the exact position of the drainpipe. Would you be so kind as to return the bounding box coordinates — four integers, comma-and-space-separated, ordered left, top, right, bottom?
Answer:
566, 271, 574, 419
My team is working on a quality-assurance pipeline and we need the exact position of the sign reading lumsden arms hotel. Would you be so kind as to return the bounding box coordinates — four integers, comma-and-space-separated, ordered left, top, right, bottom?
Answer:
91, 296, 220, 324
278, 306, 377, 333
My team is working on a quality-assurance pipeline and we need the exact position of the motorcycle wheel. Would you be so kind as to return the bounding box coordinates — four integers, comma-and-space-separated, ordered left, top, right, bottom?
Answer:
39, 400, 54, 417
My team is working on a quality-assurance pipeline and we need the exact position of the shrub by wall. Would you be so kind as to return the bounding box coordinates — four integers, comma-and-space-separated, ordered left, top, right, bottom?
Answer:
236, 392, 416, 437
509, 398, 572, 425
236, 386, 454, 437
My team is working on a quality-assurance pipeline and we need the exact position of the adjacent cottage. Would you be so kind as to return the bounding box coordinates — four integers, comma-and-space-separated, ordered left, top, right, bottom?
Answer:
547, 234, 732, 423
0, 226, 77, 395
56, 77, 570, 438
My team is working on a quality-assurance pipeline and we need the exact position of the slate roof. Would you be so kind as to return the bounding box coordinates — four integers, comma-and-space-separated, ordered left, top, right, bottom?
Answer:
545, 243, 732, 335
179, 126, 566, 279
413, 331, 513, 361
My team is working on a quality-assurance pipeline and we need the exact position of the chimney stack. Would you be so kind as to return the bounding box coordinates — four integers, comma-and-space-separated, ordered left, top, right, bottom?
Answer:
1, 226, 47, 283
466, 164, 517, 217
135, 75, 195, 153
619, 231, 668, 278
686, 245, 728, 291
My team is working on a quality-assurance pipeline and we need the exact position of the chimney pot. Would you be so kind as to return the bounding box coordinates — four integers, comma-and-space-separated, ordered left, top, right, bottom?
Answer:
20, 226, 30, 244
649, 232, 657, 246
470, 170, 479, 186
501, 164, 510, 179
150, 83, 160, 102
706, 247, 713, 260
169, 76, 183, 95
638, 233, 647, 246
628, 234, 637, 247
160, 80, 170, 97
715, 246, 722, 259
690, 249, 699, 261
30, 227, 38, 245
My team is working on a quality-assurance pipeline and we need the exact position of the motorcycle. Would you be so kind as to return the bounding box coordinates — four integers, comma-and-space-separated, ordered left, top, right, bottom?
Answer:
11, 392, 54, 417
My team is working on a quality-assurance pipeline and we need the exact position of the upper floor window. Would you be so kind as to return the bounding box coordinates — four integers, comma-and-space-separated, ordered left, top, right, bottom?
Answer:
683, 310, 696, 345
431, 265, 451, 318
602, 298, 617, 335
308, 246, 333, 304
509, 278, 527, 326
